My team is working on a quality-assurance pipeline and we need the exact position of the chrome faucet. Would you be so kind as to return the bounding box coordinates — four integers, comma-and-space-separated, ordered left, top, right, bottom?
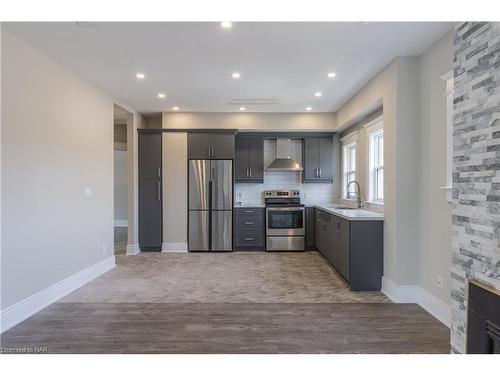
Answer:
346, 180, 365, 209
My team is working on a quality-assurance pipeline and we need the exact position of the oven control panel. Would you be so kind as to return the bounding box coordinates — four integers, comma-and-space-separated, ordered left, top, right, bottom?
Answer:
264, 190, 300, 198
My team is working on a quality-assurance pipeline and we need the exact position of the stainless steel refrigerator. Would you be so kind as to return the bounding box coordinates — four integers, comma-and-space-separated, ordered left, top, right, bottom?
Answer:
188, 159, 233, 251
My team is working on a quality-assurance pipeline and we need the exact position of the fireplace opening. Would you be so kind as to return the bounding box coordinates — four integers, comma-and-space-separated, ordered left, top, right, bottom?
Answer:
467, 280, 500, 354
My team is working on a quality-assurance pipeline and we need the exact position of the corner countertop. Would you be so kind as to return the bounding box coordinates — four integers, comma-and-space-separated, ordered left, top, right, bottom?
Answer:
314, 204, 384, 221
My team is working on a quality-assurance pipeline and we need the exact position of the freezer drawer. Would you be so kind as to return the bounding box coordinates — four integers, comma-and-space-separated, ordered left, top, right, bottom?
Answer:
188, 211, 210, 251
266, 236, 305, 251
211, 211, 232, 251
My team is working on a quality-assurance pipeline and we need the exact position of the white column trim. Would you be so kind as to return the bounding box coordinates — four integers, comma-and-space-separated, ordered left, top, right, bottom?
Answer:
381, 277, 450, 328
126, 243, 140, 255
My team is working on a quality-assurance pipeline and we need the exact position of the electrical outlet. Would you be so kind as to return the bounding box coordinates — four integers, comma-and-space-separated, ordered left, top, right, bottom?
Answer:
437, 275, 443, 289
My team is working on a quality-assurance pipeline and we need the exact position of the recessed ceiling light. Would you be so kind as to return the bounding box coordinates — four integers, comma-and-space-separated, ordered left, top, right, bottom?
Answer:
220, 21, 232, 29
158, 93, 166, 99
314, 92, 322, 97
172, 106, 179, 111
328, 72, 337, 78
306, 106, 312, 111
239, 107, 246, 111
232, 72, 241, 79
136, 73, 145, 79
76, 22, 96, 29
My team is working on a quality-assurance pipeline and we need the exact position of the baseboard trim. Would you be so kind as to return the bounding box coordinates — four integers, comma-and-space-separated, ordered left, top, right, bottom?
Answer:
162, 242, 188, 252
0, 256, 115, 333
126, 243, 140, 255
114, 220, 128, 227
381, 276, 450, 327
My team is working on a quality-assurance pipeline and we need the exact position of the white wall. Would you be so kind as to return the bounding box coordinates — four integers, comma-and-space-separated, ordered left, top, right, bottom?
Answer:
163, 112, 336, 131
417, 31, 453, 304
1, 30, 114, 309
113, 150, 128, 224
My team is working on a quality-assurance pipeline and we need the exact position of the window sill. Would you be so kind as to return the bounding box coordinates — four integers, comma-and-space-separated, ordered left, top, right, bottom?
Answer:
366, 201, 384, 206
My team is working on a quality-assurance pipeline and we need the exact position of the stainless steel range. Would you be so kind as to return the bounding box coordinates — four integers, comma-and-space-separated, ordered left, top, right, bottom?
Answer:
265, 190, 305, 251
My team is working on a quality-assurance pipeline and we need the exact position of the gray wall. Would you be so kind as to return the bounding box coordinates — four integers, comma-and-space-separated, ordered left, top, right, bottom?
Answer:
451, 22, 500, 353
336, 30, 454, 313
417, 31, 453, 307
163, 112, 336, 131
162, 132, 188, 248
1, 30, 114, 309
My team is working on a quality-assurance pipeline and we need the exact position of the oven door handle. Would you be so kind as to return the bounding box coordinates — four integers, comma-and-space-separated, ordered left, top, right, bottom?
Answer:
266, 207, 305, 212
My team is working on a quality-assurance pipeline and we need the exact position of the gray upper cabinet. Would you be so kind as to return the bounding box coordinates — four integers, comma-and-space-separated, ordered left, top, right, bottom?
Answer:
188, 133, 235, 159
187, 133, 211, 159
235, 136, 264, 183
303, 137, 333, 183
138, 132, 162, 251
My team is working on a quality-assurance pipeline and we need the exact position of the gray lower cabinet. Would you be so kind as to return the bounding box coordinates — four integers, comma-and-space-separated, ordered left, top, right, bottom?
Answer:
188, 133, 235, 159
138, 132, 162, 251
314, 208, 383, 291
234, 208, 265, 250
305, 207, 315, 250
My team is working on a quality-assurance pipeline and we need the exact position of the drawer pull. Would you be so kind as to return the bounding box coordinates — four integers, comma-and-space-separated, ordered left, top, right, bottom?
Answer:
244, 222, 254, 225
244, 237, 255, 241
244, 210, 254, 213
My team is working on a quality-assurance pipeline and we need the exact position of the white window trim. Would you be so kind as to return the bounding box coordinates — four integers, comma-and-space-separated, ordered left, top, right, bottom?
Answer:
440, 70, 453, 203
341, 131, 358, 200
365, 117, 384, 204
340, 132, 358, 146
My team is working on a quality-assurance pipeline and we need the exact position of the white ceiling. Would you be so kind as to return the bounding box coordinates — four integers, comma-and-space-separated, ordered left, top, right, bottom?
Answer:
5, 22, 453, 113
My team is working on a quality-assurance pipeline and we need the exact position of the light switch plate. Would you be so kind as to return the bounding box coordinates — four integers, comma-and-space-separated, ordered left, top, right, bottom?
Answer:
84, 187, 92, 197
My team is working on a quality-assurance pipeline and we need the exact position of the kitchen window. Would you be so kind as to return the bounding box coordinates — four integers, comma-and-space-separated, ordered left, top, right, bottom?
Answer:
341, 132, 358, 199
365, 118, 384, 203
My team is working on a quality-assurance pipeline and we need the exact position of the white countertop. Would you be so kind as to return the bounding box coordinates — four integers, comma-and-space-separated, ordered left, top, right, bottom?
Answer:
314, 204, 384, 221
234, 203, 266, 208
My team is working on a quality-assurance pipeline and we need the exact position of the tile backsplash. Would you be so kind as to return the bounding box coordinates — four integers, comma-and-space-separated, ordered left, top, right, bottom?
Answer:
235, 139, 340, 206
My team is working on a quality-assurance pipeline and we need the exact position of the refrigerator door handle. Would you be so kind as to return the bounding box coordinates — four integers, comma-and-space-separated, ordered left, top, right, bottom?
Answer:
156, 181, 161, 201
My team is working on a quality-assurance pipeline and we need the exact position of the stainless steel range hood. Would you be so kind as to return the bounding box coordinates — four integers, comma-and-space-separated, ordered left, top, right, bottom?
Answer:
265, 138, 303, 171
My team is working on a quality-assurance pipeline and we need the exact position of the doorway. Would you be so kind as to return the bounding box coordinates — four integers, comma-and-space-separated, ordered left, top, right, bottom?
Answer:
113, 104, 132, 255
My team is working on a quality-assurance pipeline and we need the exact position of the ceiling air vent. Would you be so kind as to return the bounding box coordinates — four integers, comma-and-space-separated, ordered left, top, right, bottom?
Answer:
226, 98, 279, 106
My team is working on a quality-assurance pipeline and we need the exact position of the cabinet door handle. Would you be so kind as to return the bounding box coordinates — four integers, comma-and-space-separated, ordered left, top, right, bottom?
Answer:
318, 168, 322, 178
246, 169, 249, 178
211, 146, 215, 158
314, 169, 318, 178
249, 169, 252, 178
244, 237, 255, 241
207, 147, 211, 157
156, 181, 161, 201
244, 222, 254, 225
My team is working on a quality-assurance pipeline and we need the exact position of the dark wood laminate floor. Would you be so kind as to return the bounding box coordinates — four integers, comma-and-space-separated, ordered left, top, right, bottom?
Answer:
0, 303, 450, 353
